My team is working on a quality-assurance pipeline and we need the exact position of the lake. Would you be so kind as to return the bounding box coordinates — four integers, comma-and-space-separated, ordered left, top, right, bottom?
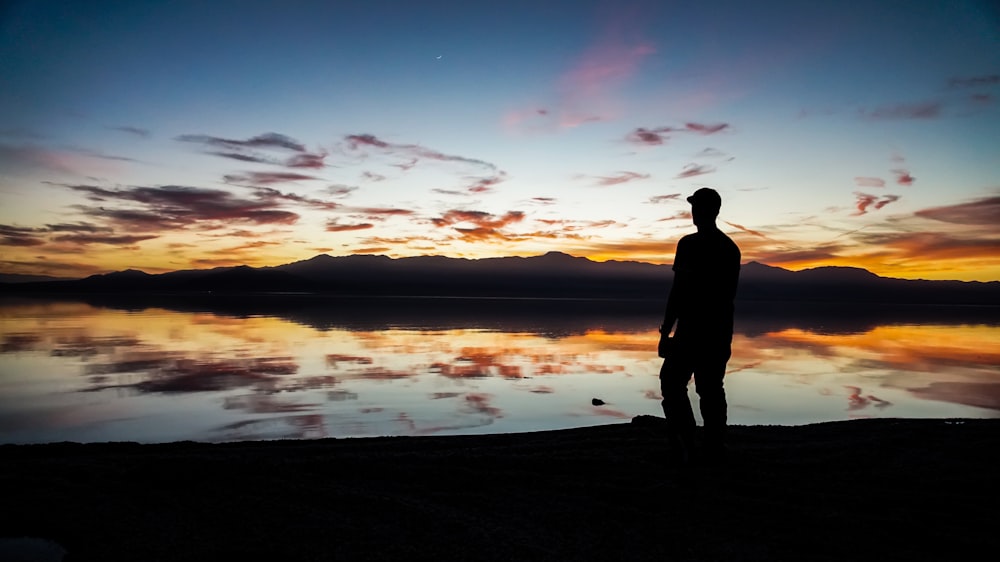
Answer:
1, 295, 997, 444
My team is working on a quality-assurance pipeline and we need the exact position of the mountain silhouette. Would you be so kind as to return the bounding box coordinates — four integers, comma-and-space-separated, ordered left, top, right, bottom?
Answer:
2, 253, 998, 305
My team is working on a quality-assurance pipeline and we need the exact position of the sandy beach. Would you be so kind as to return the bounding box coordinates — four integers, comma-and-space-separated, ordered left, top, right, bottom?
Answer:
2, 417, 998, 561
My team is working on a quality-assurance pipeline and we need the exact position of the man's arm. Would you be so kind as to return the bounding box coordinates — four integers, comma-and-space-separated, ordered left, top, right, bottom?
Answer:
661, 269, 684, 336
661, 239, 686, 336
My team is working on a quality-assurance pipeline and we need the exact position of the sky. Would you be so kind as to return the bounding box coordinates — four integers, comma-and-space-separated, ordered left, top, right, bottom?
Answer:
0, 0, 998, 281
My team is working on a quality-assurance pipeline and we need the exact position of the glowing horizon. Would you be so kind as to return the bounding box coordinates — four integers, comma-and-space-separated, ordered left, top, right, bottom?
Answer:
1, 1, 998, 282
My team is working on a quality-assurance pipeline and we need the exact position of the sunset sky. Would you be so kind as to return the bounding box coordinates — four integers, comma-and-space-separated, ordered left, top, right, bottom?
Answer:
1, 0, 998, 281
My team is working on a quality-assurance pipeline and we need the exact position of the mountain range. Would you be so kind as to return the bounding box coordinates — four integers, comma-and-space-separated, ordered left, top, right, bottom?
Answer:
2, 252, 998, 305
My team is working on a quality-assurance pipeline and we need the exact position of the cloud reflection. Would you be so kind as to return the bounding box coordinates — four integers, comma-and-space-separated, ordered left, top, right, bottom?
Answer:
1, 299, 998, 445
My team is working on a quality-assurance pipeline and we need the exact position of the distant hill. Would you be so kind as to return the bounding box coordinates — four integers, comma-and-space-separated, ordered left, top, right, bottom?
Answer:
1, 252, 998, 305
0, 273, 77, 284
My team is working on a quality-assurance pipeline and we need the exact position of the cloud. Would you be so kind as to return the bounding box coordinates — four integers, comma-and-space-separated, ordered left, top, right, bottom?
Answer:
854, 177, 885, 188
594, 171, 650, 186
432, 188, 467, 196
948, 74, 1000, 88
466, 172, 508, 194
0, 224, 46, 246
344, 133, 498, 172
852, 193, 877, 215
223, 171, 318, 185
873, 194, 900, 210
675, 163, 715, 179
60, 183, 302, 229
657, 211, 692, 221
431, 209, 525, 243
852, 192, 900, 215
0, 222, 153, 248
625, 126, 673, 146
285, 152, 327, 169
684, 122, 729, 134
350, 207, 415, 218
750, 246, 844, 266
50, 233, 158, 245
854, 231, 1000, 262
915, 196, 1000, 226
251, 187, 341, 211
648, 194, 681, 204
432, 210, 524, 229
207, 151, 277, 165
504, 15, 655, 133
698, 147, 729, 158
0, 143, 122, 176
350, 247, 390, 254
111, 126, 150, 139
625, 122, 730, 146
860, 101, 943, 120
392, 158, 418, 171
892, 169, 915, 186
325, 185, 358, 198
44, 222, 113, 233
177, 132, 327, 170
361, 171, 386, 182
326, 220, 375, 232
207, 240, 281, 254
723, 221, 770, 239
177, 132, 306, 152
970, 93, 994, 106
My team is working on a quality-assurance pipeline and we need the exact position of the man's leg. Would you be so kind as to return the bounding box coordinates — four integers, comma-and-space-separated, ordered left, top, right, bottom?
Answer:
693, 342, 732, 454
659, 356, 695, 460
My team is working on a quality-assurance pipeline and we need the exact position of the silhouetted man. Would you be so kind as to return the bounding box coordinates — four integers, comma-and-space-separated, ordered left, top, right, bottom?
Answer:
658, 187, 740, 462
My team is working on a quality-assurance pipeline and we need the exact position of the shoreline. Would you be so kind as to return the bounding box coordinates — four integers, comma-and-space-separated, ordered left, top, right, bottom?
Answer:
3, 417, 998, 560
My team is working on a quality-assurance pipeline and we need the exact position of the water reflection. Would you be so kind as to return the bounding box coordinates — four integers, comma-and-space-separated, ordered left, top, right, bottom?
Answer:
0, 296, 997, 444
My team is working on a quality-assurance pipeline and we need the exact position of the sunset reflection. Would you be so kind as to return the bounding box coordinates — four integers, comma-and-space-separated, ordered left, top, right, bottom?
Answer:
0, 298, 997, 444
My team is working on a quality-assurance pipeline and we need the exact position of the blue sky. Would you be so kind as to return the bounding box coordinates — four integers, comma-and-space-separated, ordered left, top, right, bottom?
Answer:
1, 0, 998, 280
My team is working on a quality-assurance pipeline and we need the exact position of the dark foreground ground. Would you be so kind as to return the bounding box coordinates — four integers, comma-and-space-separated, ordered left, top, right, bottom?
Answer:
2, 417, 998, 561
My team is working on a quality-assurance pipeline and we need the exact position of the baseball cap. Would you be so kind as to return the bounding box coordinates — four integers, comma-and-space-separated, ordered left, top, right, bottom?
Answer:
686, 187, 722, 209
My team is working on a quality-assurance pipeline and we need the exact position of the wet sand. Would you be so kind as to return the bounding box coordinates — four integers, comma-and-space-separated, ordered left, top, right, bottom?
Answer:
2, 417, 998, 561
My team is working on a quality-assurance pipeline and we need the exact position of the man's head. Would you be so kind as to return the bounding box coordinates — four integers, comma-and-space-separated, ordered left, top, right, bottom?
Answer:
687, 187, 721, 229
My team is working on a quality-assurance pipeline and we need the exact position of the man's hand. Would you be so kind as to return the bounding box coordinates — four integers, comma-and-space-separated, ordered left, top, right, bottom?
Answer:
657, 331, 674, 358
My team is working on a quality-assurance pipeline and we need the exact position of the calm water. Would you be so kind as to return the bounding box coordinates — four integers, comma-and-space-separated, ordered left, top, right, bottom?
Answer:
1, 295, 997, 444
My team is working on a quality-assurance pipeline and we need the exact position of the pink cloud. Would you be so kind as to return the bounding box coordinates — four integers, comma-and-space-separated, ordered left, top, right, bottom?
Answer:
466, 172, 508, 194
853, 193, 878, 215
648, 194, 681, 204
675, 163, 715, 179
684, 122, 729, 134
0, 143, 126, 176
852, 192, 900, 215
892, 169, 915, 186
873, 195, 900, 210
625, 126, 673, 145
285, 152, 327, 169
625, 122, 730, 146
594, 171, 650, 186
854, 177, 885, 188
504, 13, 655, 132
